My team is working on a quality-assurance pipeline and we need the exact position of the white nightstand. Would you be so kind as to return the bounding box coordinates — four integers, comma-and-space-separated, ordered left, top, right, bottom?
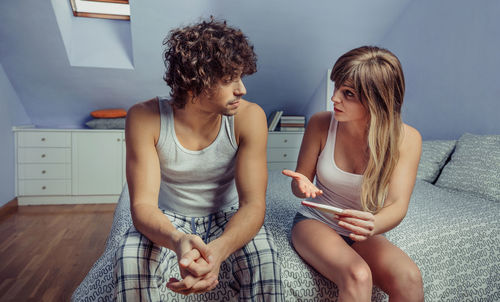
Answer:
16, 131, 72, 197
267, 132, 304, 171
13, 127, 126, 205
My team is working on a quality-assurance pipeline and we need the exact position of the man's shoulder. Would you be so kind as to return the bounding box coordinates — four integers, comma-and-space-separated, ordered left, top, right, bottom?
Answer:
237, 99, 264, 115
234, 100, 265, 124
126, 98, 161, 143
128, 98, 160, 118
233, 100, 267, 144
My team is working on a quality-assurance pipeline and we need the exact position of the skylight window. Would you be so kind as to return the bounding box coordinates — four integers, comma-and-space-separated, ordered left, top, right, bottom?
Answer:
70, 0, 130, 20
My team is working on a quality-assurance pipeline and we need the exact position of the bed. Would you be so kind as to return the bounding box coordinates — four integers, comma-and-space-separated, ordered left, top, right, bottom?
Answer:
73, 135, 500, 301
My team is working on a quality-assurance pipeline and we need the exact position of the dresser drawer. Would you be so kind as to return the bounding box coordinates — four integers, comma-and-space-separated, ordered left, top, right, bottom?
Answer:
268, 148, 300, 162
18, 131, 71, 147
268, 133, 303, 148
268, 162, 297, 171
18, 163, 71, 179
18, 148, 71, 164
18, 179, 72, 196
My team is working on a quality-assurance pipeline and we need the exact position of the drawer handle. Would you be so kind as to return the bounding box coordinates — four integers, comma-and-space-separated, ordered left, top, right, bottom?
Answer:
117, 138, 121, 142
42, 186, 47, 190
284, 139, 288, 143
41, 170, 46, 174
41, 154, 46, 158
41, 137, 46, 142
283, 153, 288, 158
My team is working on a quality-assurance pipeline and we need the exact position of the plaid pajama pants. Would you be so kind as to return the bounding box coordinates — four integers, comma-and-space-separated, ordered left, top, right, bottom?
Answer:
113, 206, 284, 302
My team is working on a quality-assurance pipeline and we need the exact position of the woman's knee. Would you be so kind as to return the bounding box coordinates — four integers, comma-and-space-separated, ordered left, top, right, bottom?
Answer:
389, 264, 424, 301
341, 261, 373, 293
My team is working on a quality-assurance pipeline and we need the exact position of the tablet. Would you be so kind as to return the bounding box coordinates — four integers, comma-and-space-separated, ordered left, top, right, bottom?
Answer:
301, 200, 344, 215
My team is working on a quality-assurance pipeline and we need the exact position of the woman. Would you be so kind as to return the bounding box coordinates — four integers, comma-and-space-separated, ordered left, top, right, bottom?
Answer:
283, 46, 424, 301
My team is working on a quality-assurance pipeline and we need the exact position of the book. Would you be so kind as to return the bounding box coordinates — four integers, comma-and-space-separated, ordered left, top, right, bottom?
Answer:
280, 116, 305, 122
280, 123, 305, 127
268, 110, 283, 131
267, 111, 278, 130
280, 115, 305, 119
280, 126, 305, 132
281, 120, 305, 124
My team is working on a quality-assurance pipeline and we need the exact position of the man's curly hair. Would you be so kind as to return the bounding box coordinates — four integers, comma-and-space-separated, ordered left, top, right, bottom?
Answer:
163, 18, 257, 108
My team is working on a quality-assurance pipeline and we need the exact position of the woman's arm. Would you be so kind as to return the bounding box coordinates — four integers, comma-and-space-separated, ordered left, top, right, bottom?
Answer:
372, 124, 422, 234
282, 112, 330, 198
336, 124, 422, 241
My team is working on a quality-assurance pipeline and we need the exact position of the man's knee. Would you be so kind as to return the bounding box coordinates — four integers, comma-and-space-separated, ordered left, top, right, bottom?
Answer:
233, 226, 280, 277
113, 227, 164, 276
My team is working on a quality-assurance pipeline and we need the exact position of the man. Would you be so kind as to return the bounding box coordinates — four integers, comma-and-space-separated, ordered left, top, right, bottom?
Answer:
113, 18, 283, 301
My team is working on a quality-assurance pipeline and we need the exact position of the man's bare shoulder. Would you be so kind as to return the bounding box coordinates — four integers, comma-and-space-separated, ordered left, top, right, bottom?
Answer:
233, 99, 267, 144
126, 98, 161, 143
127, 98, 160, 119
234, 99, 266, 126
237, 99, 265, 116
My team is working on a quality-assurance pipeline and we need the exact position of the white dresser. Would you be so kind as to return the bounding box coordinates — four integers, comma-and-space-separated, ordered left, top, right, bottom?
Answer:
267, 132, 304, 171
14, 128, 126, 205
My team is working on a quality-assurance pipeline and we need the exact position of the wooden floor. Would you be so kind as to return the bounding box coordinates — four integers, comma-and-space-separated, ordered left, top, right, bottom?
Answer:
0, 203, 116, 302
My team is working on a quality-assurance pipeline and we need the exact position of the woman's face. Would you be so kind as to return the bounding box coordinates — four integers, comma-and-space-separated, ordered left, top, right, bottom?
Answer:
331, 83, 369, 123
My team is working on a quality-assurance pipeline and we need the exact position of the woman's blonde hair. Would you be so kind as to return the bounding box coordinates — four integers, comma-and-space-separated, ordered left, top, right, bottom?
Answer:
331, 46, 405, 213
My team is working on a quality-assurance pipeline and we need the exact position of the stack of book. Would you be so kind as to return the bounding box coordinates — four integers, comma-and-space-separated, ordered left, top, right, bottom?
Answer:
279, 115, 305, 132
268, 110, 283, 131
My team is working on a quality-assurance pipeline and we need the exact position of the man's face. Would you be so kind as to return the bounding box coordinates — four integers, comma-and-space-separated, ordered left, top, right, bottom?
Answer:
203, 76, 247, 116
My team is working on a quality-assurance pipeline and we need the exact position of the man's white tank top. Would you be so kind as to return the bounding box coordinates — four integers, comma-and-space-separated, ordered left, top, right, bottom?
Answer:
298, 112, 363, 236
155, 97, 239, 217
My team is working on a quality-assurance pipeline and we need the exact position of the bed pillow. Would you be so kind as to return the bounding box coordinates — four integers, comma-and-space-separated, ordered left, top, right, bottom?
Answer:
85, 118, 126, 129
435, 133, 500, 201
416, 140, 456, 183
90, 108, 127, 118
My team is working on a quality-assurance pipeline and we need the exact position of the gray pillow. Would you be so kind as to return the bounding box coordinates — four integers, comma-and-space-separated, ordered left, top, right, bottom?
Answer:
417, 140, 456, 183
435, 133, 500, 201
85, 118, 125, 129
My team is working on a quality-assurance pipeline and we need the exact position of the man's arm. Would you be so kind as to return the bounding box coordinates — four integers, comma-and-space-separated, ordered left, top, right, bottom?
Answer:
208, 101, 269, 261
126, 100, 181, 248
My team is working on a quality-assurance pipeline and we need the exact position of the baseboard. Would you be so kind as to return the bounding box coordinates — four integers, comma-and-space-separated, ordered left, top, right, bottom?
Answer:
17, 195, 120, 205
0, 198, 18, 219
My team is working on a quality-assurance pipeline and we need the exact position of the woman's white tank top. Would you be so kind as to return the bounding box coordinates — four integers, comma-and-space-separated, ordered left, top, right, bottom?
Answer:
298, 113, 363, 236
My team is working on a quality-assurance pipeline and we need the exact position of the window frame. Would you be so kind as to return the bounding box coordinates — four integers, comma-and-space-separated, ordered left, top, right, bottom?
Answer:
69, 0, 130, 21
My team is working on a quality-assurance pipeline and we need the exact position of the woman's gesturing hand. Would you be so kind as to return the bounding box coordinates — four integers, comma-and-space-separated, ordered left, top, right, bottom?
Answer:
282, 169, 323, 199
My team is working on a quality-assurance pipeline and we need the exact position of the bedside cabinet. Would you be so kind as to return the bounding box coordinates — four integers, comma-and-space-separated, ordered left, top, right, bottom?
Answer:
267, 132, 304, 171
16, 131, 72, 196
14, 128, 126, 205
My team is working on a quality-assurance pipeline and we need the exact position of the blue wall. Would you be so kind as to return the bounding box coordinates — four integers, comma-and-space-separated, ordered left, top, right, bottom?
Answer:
0, 0, 499, 204
380, 0, 500, 139
0, 63, 31, 207
0, 0, 410, 127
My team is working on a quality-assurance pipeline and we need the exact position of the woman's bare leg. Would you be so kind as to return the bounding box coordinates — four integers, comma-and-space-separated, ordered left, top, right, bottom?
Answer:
353, 235, 424, 302
292, 219, 372, 302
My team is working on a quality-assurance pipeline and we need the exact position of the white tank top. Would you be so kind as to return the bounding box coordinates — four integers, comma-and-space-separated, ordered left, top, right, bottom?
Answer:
155, 97, 239, 217
298, 112, 363, 236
